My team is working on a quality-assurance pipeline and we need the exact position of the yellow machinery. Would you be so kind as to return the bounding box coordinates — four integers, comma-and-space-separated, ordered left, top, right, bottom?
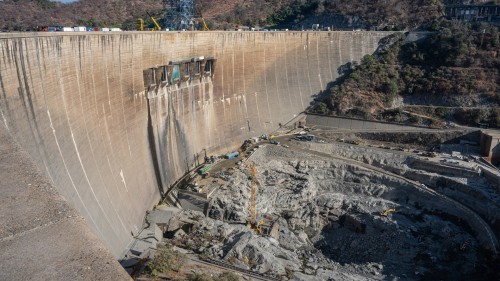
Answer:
380, 208, 397, 217
138, 18, 144, 31
249, 164, 258, 229
237, 140, 263, 234
147, 13, 162, 31
202, 18, 209, 31
151, 17, 162, 31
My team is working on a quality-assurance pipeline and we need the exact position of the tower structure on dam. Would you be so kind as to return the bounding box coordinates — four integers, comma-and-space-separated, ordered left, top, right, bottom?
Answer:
0, 31, 390, 258
163, 0, 195, 30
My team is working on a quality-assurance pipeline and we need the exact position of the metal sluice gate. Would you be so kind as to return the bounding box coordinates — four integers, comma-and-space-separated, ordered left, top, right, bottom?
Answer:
143, 56, 216, 92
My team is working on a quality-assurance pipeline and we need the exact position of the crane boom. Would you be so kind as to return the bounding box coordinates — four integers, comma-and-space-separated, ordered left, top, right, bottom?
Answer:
147, 13, 162, 31
249, 164, 257, 225
151, 17, 162, 31
202, 18, 209, 31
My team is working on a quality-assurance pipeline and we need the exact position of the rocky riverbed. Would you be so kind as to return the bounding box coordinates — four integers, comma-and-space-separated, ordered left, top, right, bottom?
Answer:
160, 142, 500, 280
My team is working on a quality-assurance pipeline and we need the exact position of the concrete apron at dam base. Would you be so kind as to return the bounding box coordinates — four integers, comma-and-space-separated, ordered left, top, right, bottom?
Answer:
0, 31, 391, 277
0, 122, 131, 280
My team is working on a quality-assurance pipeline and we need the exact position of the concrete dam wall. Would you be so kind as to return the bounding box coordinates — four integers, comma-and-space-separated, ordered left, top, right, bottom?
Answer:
0, 31, 389, 257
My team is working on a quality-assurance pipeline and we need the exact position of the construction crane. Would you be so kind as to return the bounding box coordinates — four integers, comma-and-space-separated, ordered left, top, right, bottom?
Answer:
248, 163, 263, 233
249, 164, 257, 225
147, 13, 163, 31
202, 18, 209, 31
235, 139, 263, 234
138, 18, 144, 31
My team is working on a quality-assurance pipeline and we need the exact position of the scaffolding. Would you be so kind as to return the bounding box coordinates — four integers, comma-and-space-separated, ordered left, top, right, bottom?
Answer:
163, 0, 194, 30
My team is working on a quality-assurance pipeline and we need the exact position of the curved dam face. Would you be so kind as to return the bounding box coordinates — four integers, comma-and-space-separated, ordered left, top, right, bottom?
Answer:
0, 31, 389, 257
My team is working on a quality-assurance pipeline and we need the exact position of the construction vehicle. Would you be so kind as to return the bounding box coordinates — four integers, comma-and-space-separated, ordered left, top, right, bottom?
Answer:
147, 13, 162, 31
254, 218, 264, 234
138, 18, 144, 31
202, 18, 209, 31
380, 208, 397, 217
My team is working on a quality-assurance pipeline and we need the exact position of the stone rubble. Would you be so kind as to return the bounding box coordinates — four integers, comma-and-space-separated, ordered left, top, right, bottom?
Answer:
158, 141, 499, 280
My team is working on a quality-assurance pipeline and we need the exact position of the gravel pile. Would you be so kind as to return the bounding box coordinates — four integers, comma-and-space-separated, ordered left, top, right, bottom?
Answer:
167, 143, 499, 280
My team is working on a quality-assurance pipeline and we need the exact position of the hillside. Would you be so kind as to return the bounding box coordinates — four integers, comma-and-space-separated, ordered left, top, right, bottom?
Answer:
313, 21, 500, 128
0, 0, 446, 31
0, 0, 163, 31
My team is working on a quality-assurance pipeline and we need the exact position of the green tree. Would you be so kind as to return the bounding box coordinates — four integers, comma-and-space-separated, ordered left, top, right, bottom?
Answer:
312, 102, 328, 114
435, 107, 448, 118
384, 81, 399, 101
361, 55, 376, 67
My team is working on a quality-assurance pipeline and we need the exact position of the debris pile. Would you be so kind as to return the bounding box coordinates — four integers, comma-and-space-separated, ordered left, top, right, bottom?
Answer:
156, 143, 499, 280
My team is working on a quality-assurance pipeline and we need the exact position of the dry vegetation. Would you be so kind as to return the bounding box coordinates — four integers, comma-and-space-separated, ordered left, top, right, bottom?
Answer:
0, 0, 447, 31
0, 0, 163, 31
314, 21, 500, 127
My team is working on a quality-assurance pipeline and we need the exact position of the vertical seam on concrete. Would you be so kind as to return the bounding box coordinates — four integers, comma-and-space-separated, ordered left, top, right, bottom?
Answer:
220, 35, 227, 143
46, 108, 102, 238
338, 34, 342, 71
56, 39, 120, 242
349, 33, 354, 62
13, 40, 46, 171
283, 34, 292, 111
294, 39, 304, 109
327, 34, 334, 82
305, 34, 313, 103
92, 45, 131, 228
28, 38, 54, 182
251, 35, 261, 126
263, 38, 272, 127
274, 39, 282, 119
33, 39, 55, 183
316, 35, 323, 91
241, 34, 249, 135
72, 37, 129, 235
100, 38, 133, 208
118, 40, 133, 159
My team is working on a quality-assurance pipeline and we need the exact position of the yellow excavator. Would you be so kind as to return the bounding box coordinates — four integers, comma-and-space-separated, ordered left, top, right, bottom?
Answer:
380, 208, 397, 217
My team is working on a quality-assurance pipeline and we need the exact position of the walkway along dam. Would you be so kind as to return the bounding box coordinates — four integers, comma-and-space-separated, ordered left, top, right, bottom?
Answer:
0, 31, 388, 258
